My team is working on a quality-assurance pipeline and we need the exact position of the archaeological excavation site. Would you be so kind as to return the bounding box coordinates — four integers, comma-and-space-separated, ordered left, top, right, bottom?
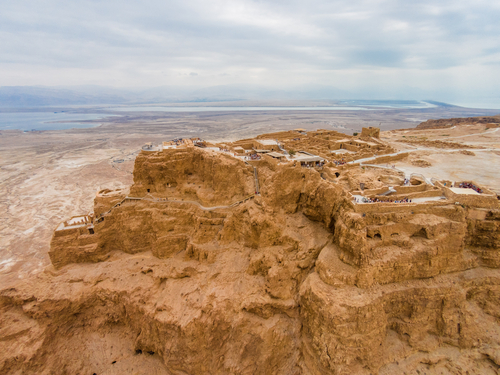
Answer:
2, 126, 500, 375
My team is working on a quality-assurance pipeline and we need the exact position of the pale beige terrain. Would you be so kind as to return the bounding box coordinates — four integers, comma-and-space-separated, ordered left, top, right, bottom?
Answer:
383, 123, 500, 195
0, 133, 141, 287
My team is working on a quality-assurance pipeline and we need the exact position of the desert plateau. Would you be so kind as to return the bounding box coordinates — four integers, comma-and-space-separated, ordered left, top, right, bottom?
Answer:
1, 107, 500, 374
3, 0, 500, 373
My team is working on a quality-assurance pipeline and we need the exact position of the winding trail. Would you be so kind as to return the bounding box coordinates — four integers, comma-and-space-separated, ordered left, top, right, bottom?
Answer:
94, 193, 255, 222
141, 195, 255, 211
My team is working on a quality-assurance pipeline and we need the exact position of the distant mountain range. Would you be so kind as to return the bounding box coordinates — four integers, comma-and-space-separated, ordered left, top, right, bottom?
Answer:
0, 86, 129, 107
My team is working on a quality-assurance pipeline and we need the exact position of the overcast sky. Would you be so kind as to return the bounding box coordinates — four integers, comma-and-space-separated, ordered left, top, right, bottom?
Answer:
1, 0, 499, 104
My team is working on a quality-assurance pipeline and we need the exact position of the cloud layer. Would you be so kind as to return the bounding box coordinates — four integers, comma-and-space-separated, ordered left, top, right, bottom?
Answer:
1, 0, 499, 103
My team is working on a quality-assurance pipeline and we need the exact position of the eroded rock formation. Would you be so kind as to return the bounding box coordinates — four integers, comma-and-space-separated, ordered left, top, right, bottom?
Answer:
417, 116, 500, 130
2, 137, 500, 375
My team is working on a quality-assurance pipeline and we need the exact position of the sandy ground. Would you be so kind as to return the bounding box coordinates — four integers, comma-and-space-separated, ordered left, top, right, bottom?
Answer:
383, 123, 500, 194
1, 108, 499, 287
396, 150, 500, 192
0, 134, 138, 286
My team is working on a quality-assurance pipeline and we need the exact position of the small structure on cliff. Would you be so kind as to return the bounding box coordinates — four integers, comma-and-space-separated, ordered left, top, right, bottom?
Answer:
361, 126, 380, 138
55, 215, 93, 232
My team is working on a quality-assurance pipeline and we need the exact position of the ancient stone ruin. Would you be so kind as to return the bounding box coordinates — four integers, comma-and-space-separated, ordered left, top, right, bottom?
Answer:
2, 129, 500, 374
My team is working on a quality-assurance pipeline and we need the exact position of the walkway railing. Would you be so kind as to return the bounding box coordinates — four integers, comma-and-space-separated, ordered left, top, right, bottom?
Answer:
253, 167, 260, 195
276, 139, 289, 155
93, 193, 256, 224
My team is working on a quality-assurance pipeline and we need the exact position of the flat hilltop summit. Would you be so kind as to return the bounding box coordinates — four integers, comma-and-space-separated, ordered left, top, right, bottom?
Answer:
416, 115, 500, 130
1, 126, 500, 374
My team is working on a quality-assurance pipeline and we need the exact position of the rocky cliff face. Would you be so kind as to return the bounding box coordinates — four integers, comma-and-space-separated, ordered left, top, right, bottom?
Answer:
2, 146, 500, 374
130, 148, 255, 205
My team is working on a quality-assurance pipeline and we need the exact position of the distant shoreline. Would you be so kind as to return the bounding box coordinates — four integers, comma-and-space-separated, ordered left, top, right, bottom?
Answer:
0, 102, 498, 131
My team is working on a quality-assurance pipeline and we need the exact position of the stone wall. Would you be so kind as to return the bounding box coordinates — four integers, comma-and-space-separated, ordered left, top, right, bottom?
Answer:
442, 185, 499, 209
361, 126, 380, 138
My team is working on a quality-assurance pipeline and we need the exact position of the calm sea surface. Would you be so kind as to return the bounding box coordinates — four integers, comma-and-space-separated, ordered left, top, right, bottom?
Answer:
0, 112, 107, 131
107, 106, 370, 112
0, 101, 441, 131
0, 106, 374, 131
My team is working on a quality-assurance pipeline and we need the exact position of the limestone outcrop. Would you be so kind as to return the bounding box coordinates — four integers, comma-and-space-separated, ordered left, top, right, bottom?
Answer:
130, 147, 255, 205
2, 136, 500, 375
417, 116, 500, 129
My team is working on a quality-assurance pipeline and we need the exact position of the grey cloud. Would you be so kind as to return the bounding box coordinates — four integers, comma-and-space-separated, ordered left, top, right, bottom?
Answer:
350, 49, 405, 68
0, 0, 499, 102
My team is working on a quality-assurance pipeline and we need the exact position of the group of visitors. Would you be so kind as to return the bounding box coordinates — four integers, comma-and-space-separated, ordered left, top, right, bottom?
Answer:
218, 147, 230, 152
301, 162, 324, 168
193, 139, 205, 147
354, 197, 412, 204
403, 178, 410, 186
390, 197, 412, 203
172, 138, 185, 146
458, 182, 483, 194
249, 153, 261, 160
333, 159, 346, 166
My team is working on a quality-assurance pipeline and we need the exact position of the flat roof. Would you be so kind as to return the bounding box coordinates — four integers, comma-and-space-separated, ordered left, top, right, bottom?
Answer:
294, 153, 324, 162
297, 156, 324, 162
256, 139, 279, 145
331, 149, 354, 154
267, 151, 285, 158
449, 187, 480, 195
335, 138, 352, 143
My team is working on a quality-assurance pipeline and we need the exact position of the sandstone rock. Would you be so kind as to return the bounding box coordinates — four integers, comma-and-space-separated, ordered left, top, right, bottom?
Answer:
3, 136, 500, 374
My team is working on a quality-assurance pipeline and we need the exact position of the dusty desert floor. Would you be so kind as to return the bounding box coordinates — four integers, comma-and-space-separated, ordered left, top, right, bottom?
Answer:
384, 124, 500, 194
1, 105, 499, 287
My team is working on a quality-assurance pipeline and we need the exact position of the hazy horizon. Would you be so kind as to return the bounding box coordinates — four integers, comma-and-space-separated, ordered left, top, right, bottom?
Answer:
1, 1, 500, 107
0, 84, 499, 110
